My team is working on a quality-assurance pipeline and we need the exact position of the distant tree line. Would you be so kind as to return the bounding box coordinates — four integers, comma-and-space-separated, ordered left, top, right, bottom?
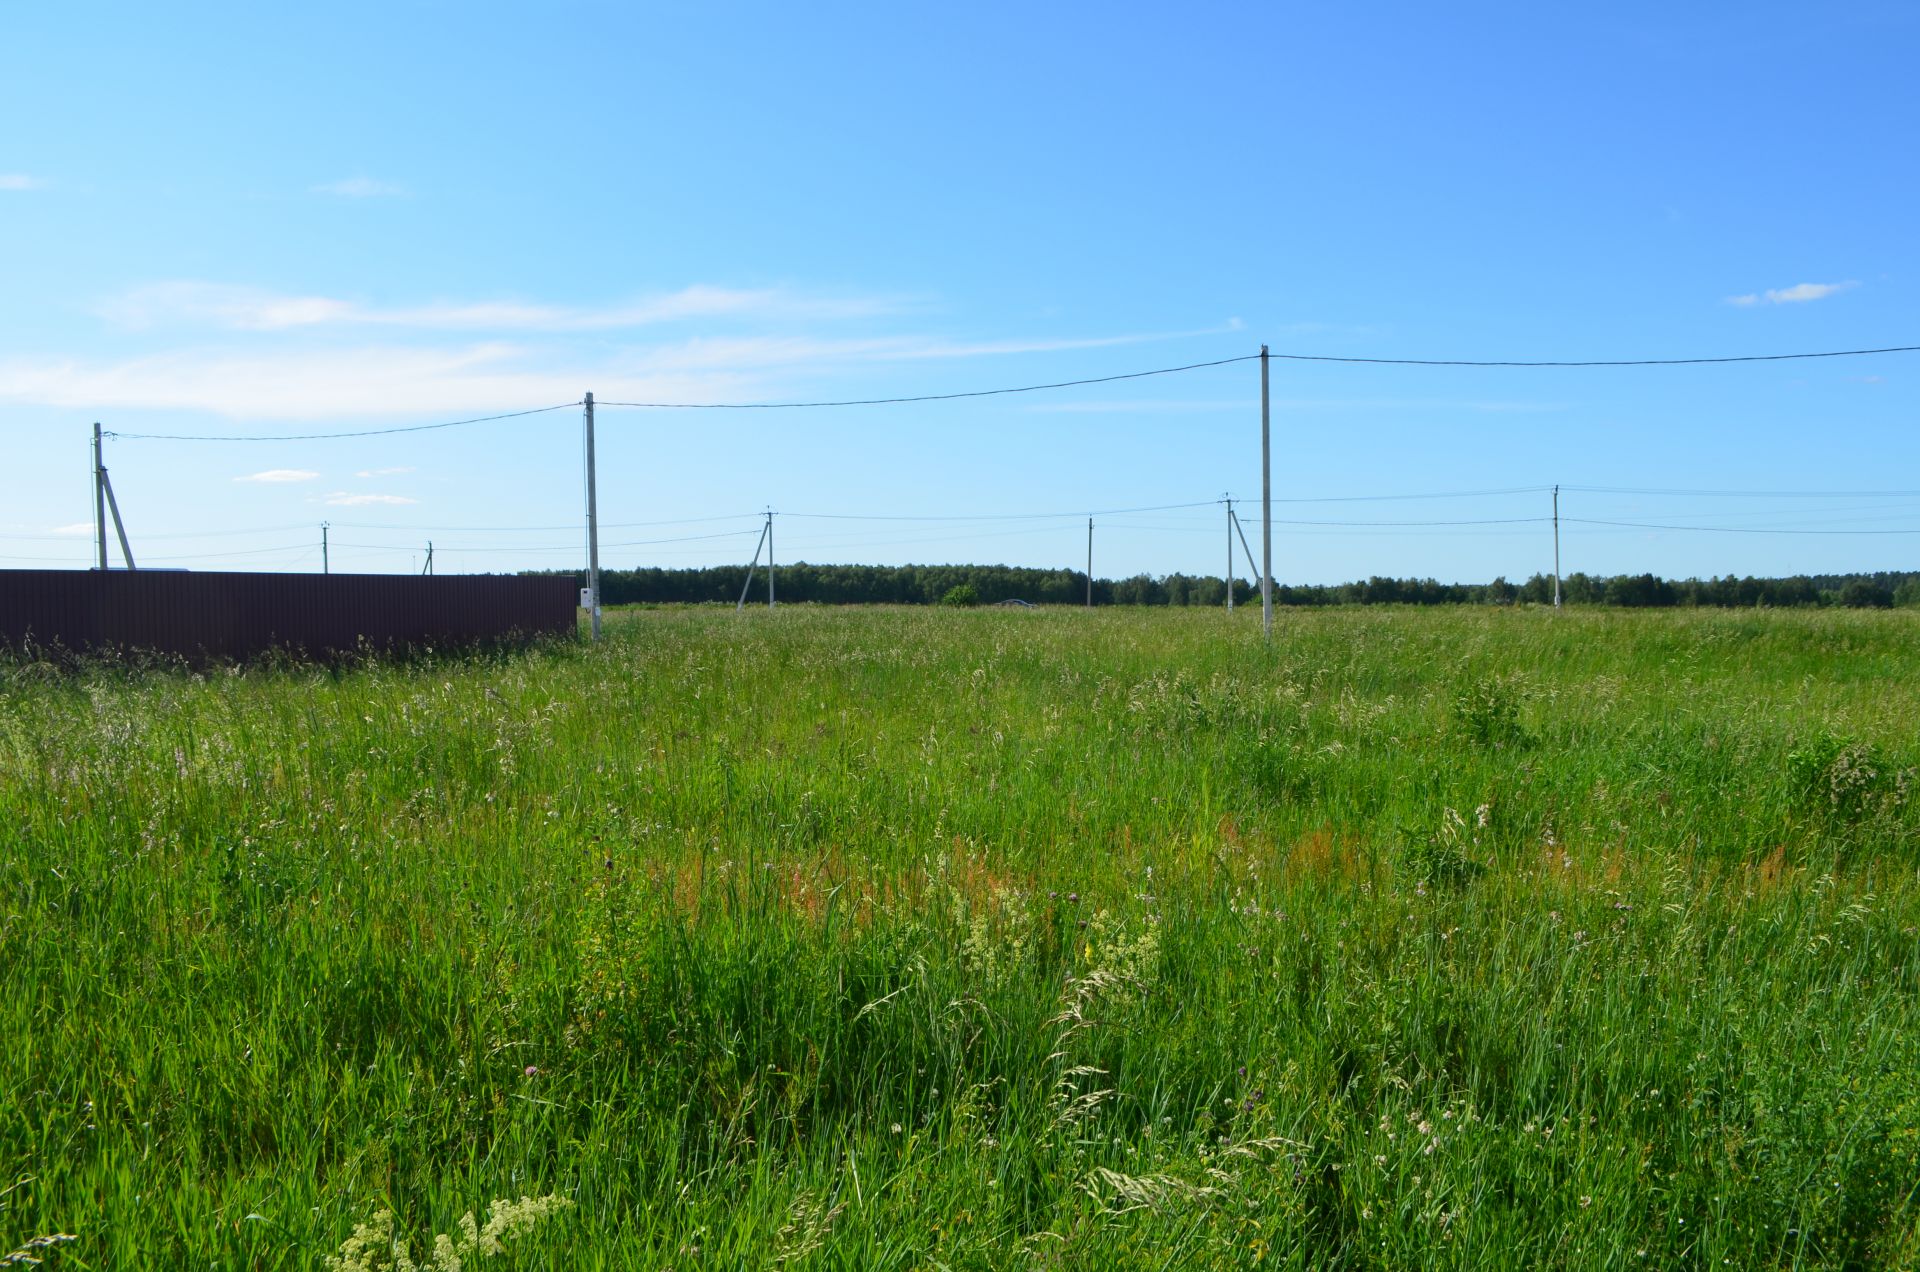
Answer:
534, 563, 1920, 608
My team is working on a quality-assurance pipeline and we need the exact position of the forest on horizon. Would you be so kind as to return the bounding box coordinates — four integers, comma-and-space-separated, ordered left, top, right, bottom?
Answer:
539, 563, 1920, 609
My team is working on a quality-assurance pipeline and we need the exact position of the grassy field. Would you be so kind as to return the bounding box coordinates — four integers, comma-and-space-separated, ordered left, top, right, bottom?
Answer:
3, 604, 1918, 1269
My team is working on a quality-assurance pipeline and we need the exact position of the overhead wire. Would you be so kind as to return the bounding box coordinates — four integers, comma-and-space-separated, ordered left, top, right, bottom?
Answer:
77, 342, 1920, 442
102, 402, 584, 443
593, 356, 1263, 410
1567, 517, 1920, 536
332, 528, 761, 554
783, 500, 1220, 523
1563, 484, 1920, 499
1267, 345, 1920, 368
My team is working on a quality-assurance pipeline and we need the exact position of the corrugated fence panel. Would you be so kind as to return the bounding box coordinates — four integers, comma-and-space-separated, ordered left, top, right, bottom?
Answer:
0, 571, 578, 661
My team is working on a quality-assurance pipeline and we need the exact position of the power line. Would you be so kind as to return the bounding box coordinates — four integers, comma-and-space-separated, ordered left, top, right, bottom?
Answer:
1568, 517, 1920, 536
1270, 485, 1551, 504
1111, 515, 1552, 529
783, 500, 1220, 523
332, 528, 760, 554
1269, 345, 1920, 368
0, 541, 318, 564
103, 402, 583, 443
329, 512, 761, 533
0, 520, 316, 542
594, 356, 1263, 410
79, 341, 1920, 443
1563, 484, 1920, 499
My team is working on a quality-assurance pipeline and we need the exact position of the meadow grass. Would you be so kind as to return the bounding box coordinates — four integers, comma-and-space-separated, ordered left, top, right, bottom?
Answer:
2, 604, 1917, 1268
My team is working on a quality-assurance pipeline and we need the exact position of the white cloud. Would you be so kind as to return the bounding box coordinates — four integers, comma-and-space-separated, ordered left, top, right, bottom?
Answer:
0, 342, 764, 418
234, 468, 320, 483
97, 281, 908, 333
0, 174, 47, 191
867, 323, 1241, 361
312, 176, 407, 198
0, 319, 1242, 419
48, 522, 95, 536
323, 492, 417, 507
1726, 280, 1858, 306
356, 466, 415, 478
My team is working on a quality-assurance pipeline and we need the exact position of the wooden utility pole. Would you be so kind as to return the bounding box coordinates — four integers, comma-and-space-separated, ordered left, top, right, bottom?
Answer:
766, 509, 775, 608
321, 523, 329, 575
585, 392, 601, 640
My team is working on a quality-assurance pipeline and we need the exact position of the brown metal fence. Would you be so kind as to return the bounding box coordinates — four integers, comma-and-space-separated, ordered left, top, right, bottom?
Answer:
0, 570, 579, 661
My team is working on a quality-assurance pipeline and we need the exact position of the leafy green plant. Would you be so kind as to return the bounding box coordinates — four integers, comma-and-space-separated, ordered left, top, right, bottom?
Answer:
1448, 672, 1529, 748
1788, 730, 1911, 826
1397, 805, 1488, 887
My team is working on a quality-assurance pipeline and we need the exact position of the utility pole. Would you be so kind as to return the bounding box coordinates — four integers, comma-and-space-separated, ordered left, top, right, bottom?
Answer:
1552, 484, 1562, 608
85, 425, 138, 570
766, 509, 775, 609
1260, 345, 1273, 640
1224, 496, 1234, 612
92, 424, 108, 570
422, 542, 434, 577
321, 522, 330, 575
1086, 517, 1094, 608
584, 392, 601, 640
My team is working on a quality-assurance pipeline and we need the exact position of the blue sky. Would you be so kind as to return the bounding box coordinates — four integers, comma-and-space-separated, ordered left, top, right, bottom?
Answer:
3, 2, 1916, 585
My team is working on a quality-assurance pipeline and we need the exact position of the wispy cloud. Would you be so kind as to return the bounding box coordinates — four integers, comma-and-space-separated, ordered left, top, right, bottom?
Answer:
312, 176, 407, 198
868, 323, 1241, 361
322, 492, 417, 507
234, 468, 320, 483
1725, 280, 1858, 306
0, 174, 47, 191
48, 522, 94, 536
16, 278, 1254, 420
0, 342, 770, 418
356, 466, 415, 478
97, 282, 907, 333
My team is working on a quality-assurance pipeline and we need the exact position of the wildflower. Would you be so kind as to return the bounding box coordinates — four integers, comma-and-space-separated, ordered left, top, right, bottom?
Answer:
890, 1123, 903, 1134
524, 1065, 538, 1077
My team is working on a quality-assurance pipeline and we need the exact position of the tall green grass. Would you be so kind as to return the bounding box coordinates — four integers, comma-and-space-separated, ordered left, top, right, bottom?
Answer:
2, 605, 1916, 1267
